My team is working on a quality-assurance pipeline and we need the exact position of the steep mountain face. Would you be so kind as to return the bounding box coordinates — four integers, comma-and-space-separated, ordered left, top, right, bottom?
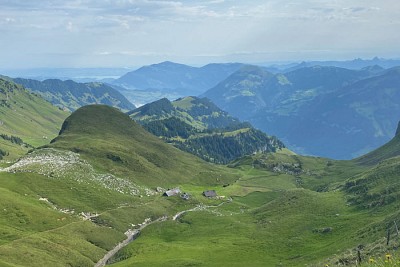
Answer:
130, 96, 284, 164
201, 65, 278, 118
203, 65, 376, 119
283, 67, 400, 158
204, 65, 399, 159
13, 78, 135, 112
0, 78, 68, 159
112, 61, 244, 105
355, 120, 400, 165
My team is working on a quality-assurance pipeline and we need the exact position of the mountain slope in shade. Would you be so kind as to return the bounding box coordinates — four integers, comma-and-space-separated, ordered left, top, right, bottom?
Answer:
130, 96, 284, 164
14, 78, 135, 112
203, 65, 399, 159
279, 67, 400, 159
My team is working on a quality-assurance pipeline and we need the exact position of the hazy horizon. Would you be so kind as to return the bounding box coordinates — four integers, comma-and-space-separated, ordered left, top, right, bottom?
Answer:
1, 0, 399, 69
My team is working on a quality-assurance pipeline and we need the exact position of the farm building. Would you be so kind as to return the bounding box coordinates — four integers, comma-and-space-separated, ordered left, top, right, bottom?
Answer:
163, 188, 181, 197
203, 190, 217, 198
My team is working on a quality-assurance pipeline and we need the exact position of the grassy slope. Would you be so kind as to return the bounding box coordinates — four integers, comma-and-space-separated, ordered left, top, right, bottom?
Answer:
0, 171, 127, 267
0, 104, 240, 266
108, 150, 400, 267
355, 133, 400, 166
2, 101, 400, 266
0, 79, 68, 160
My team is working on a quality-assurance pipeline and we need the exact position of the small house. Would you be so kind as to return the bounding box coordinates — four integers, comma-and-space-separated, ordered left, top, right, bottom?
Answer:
163, 188, 181, 197
203, 190, 217, 198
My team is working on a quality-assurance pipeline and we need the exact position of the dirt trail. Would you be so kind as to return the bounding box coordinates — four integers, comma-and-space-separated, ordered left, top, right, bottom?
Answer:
94, 216, 167, 267
95, 200, 231, 266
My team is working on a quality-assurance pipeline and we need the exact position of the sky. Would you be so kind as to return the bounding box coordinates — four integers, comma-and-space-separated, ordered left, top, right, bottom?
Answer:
0, 0, 399, 69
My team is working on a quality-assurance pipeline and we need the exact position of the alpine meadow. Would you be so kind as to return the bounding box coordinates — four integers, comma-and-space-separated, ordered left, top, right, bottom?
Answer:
1, 1, 400, 267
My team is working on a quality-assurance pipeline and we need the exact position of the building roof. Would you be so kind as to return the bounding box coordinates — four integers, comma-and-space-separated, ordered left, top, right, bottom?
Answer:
203, 190, 217, 197
164, 188, 181, 197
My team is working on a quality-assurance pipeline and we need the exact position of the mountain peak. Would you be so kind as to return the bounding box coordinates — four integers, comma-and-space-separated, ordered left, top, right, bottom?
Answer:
127, 97, 173, 117
57, 105, 136, 138
396, 121, 400, 137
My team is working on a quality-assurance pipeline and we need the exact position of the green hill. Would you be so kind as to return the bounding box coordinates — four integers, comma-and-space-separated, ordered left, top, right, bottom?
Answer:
0, 104, 237, 267
0, 78, 68, 160
48, 104, 232, 186
130, 96, 284, 164
13, 78, 135, 112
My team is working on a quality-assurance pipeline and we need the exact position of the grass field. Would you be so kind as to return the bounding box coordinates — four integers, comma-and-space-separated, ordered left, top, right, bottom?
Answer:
1, 104, 400, 266
105, 160, 384, 266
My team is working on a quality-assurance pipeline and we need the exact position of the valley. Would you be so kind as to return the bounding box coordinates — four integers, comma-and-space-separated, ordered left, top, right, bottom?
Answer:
1, 76, 400, 266
1, 0, 399, 265
1, 60, 400, 266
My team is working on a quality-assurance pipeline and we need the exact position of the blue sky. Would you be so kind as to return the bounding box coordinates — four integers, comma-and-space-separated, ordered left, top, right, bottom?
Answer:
0, 0, 399, 68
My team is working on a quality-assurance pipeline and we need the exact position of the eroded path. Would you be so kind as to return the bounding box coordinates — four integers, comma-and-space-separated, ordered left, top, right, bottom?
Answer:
95, 200, 231, 266
94, 216, 167, 267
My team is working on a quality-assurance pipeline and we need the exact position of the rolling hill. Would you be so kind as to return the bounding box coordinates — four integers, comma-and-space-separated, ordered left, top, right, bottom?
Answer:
13, 78, 135, 112
0, 104, 238, 266
48, 104, 233, 185
129, 96, 284, 163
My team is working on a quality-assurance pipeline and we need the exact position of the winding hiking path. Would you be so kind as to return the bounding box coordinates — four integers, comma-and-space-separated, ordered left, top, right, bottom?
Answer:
95, 200, 231, 266
94, 216, 167, 267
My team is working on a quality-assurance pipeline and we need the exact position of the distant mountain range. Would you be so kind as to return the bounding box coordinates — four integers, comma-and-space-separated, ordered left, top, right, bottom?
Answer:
129, 96, 284, 163
203, 65, 400, 159
13, 78, 135, 112
112, 61, 244, 105
265, 57, 400, 73
3, 59, 400, 161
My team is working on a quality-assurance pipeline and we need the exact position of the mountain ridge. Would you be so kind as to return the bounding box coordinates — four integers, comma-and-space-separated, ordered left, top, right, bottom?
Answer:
13, 78, 135, 112
130, 96, 284, 163
0, 78, 68, 159
112, 61, 245, 105
203, 64, 399, 159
